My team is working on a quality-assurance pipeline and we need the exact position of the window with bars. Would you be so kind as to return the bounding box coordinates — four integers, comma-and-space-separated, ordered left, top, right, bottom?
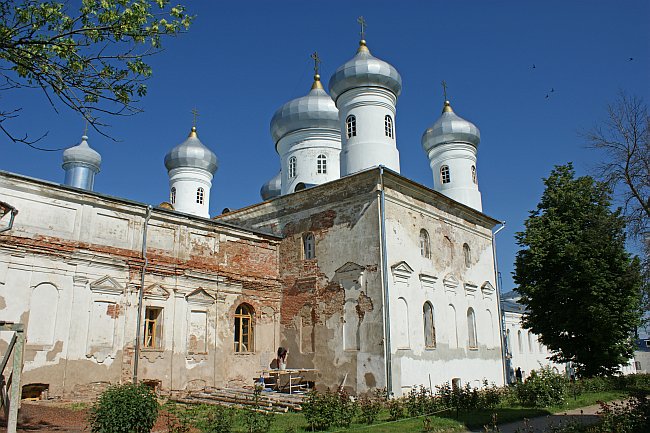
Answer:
196, 187, 204, 204
440, 165, 451, 184
346, 115, 356, 138
170, 187, 176, 204
384, 115, 393, 138
303, 232, 315, 259
419, 229, 430, 258
288, 156, 297, 178
423, 302, 436, 348
143, 307, 163, 349
234, 304, 254, 353
317, 154, 327, 174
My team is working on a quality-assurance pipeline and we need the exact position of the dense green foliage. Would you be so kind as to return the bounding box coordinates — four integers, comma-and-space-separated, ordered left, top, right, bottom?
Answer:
88, 383, 159, 433
514, 164, 643, 376
0, 0, 192, 142
514, 366, 568, 407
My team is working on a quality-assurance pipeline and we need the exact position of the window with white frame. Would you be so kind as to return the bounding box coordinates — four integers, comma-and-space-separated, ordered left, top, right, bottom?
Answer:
419, 229, 430, 258
384, 115, 393, 138
467, 307, 478, 349
440, 165, 451, 184
317, 154, 327, 174
303, 232, 315, 259
288, 156, 297, 178
346, 115, 357, 138
196, 187, 204, 204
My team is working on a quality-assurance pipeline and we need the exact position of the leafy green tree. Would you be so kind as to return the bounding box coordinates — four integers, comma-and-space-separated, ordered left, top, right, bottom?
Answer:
514, 163, 643, 377
0, 0, 192, 145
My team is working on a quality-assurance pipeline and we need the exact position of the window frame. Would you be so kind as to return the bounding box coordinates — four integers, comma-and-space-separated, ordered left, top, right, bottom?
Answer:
234, 304, 254, 353
143, 306, 163, 350
317, 154, 327, 174
467, 307, 478, 350
346, 115, 357, 138
170, 187, 176, 204
288, 156, 297, 178
471, 165, 477, 184
423, 301, 436, 349
303, 232, 315, 259
419, 229, 431, 259
384, 114, 394, 138
440, 165, 451, 184
196, 187, 204, 204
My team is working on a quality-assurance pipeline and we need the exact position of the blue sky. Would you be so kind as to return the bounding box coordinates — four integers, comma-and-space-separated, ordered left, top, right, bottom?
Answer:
2, 0, 648, 291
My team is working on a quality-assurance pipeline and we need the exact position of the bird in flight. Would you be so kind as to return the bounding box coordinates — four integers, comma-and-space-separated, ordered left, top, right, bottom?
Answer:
628, 57, 634, 61
532, 64, 536, 69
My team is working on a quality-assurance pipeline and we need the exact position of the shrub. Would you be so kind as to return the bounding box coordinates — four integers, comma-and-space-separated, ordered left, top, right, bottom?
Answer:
597, 396, 650, 433
515, 366, 568, 407
332, 389, 358, 428
358, 395, 382, 424
386, 396, 405, 421
301, 389, 336, 431
88, 383, 159, 433
241, 388, 274, 433
479, 380, 502, 410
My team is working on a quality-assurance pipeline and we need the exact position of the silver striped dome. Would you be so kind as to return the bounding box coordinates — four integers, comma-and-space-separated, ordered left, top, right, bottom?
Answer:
422, 101, 481, 153
164, 127, 218, 174
62, 135, 101, 171
260, 171, 282, 200
270, 77, 339, 144
329, 41, 402, 103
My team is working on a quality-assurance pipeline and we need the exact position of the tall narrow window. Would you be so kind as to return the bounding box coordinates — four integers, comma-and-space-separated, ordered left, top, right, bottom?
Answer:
419, 229, 430, 258
440, 165, 451, 184
346, 115, 356, 138
467, 308, 477, 349
384, 115, 393, 138
423, 302, 436, 348
463, 243, 471, 267
170, 187, 176, 204
517, 330, 523, 353
196, 187, 204, 204
303, 232, 315, 259
471, 165, 477, 184
528, 332, 533, 353
234, 304, 254, 352
288, 156, 297, 178
317, 154, 327, 174
143, 307, 163, 349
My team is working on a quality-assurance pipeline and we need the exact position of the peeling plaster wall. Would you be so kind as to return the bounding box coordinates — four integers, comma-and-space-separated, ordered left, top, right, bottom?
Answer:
0, 172, 281, 398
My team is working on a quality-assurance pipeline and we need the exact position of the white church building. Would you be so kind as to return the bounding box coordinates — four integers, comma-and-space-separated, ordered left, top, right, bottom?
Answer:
0, 31, 559, 399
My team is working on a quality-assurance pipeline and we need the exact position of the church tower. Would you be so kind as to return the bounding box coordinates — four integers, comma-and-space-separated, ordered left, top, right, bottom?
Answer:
164, 125, 218, 218
329, 18, 402, 175
270, 53, 341, 195
62, 135, 101, 191
422, 98, 482, 211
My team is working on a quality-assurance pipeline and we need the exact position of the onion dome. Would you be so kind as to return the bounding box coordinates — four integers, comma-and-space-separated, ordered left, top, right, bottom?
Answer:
328, 40, 402, 102
164, 126, 218, 174
270, 75, 339, 144
422, 101, 481, 153
260, 171, 281, 200
62, 135, 101, 172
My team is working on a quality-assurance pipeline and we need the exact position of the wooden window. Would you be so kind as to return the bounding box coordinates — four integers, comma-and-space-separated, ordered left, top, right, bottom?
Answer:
234, 304, 254, 352
423, 302, 436, 348
317, 154, 327, 174
196, 187, 204, 204
384, 115, 393, 138
144, 307, 163, 349
170, 187, 176, 204
467, 308, 477, 349
346, 115, 356, 138
303, 232, 315, 259
419, 229, 430, 258
288, 156, 297, 178
440, 165, 451, 184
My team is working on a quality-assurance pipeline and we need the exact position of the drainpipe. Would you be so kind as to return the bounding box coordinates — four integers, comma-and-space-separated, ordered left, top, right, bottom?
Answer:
0, 202, 18, 233
133, 205, 153, 383
377, 166, 393, 395
492, 222, 506, 385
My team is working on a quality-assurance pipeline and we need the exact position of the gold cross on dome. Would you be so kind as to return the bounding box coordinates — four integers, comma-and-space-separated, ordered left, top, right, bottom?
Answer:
441, 80, 448, 101
310, 51, 321, 75
191, 108, 199, 127
357, 16, 367, 40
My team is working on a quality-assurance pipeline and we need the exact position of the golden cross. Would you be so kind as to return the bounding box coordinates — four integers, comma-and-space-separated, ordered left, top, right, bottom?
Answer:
191, 108, 199, 127
310, 51, 321, 75
441, 80, 448, 101
357, 16, 367, 40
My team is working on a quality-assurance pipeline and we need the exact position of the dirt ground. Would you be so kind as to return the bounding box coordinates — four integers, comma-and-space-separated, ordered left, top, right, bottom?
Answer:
0, 401, 169, 432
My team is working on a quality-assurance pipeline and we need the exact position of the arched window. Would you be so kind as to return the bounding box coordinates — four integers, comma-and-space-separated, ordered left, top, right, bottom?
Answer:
517, 330, 523, 353
423, 302, 436, 348
505, 329, 512, 356
288, 156, 297, 178
528, 332, 533, 353
419, 229, 430, 258
303, 232, 315, 259
467, 308, 478, 349
471, 165, 477, 184
463, 243, 471, 267
170, 187, 176, 204
234, 304, 254, 352
346, 115, 357, 138
317, 154, 327, 174
440, 165, 451, 184
196, 187, 204, 204
384, 115, 393, 138
448, 304, 458, 348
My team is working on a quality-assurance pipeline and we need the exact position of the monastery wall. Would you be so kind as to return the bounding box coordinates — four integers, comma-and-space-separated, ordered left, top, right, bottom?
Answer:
0, 172, 281, 398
